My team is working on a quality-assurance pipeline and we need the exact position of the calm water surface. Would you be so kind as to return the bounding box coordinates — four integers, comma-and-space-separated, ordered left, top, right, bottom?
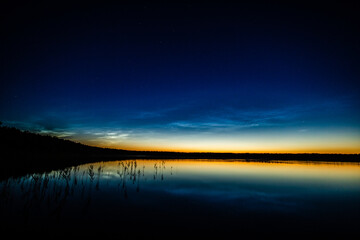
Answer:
1, 159, 359, 237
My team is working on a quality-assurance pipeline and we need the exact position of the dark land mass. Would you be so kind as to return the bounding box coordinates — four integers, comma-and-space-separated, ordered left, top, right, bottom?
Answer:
0, 125, 359, 179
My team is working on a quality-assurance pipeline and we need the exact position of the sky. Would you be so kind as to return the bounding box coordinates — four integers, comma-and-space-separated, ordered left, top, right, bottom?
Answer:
1, 1, 360, 153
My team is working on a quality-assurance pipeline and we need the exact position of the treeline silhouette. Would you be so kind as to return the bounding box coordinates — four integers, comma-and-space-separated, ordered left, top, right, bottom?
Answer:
0, 125, 129, 178
0, 124, 359, 179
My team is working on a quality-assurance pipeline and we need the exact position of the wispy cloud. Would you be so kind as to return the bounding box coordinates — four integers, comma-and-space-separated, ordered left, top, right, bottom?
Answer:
92, 131, 130, 140
142, 98, 355, 134
159, 107, 298, 132
2, 96, 356, 150
167, 120, 259, 130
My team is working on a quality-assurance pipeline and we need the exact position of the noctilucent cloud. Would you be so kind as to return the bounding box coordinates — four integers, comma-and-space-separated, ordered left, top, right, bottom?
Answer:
1, 2, 359, 153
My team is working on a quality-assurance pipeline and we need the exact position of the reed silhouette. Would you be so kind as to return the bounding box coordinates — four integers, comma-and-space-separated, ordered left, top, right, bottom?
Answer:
1, 159, 358, 238
0, 160, 165, 230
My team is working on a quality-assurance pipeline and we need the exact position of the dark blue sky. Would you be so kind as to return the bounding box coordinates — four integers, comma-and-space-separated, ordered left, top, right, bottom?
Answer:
1, 1, 359, 152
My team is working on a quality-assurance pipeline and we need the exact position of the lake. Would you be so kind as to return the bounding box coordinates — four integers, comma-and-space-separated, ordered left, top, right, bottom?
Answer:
1, 159, 359, 238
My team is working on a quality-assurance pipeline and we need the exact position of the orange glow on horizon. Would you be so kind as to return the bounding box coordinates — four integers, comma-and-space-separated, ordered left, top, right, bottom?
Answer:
74, 130, 360, 154
84, 142, 359, 154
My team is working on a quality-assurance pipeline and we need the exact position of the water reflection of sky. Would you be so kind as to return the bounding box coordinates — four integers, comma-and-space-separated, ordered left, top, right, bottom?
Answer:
1, 159, 359, 236
79, 160, 360, 214
94, 160, 360, 188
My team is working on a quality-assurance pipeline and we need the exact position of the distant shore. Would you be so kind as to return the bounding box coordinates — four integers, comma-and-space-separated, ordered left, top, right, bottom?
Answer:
0, 125, 359, 179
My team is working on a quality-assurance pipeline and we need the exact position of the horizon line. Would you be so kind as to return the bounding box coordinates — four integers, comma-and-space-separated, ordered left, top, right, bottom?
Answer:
93, 146, 359, 155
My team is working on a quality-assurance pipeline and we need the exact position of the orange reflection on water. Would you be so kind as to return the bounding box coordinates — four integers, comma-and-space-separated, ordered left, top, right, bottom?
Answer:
3, 158, 359, 237
81, 159, 360, 187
